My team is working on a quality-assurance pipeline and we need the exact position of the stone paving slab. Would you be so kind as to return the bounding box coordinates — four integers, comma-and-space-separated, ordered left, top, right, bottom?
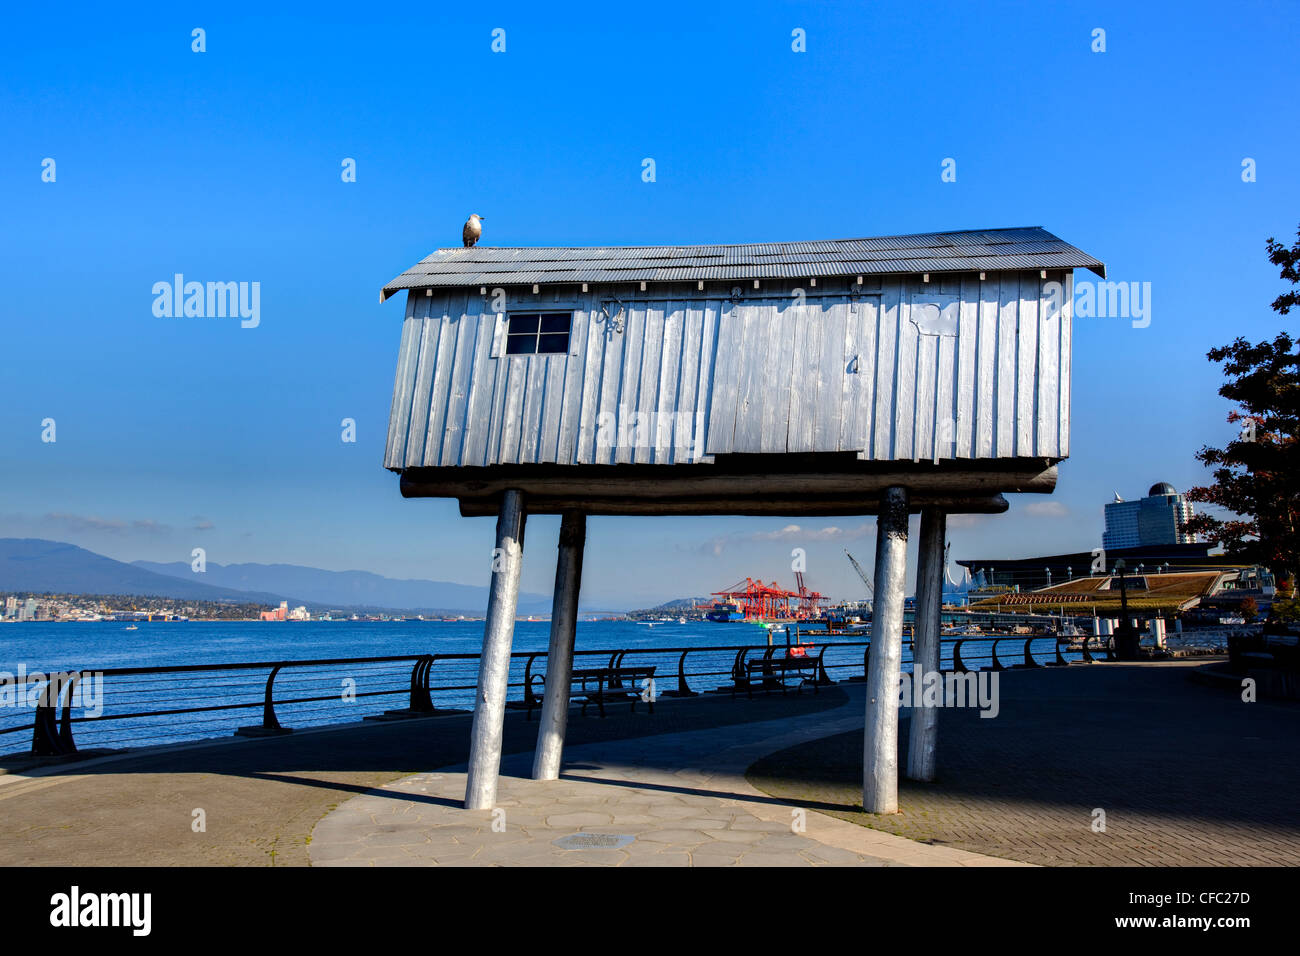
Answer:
309, 689, 1024, 867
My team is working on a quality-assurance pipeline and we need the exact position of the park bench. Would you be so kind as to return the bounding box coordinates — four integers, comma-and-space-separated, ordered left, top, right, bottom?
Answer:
527, 665, 657, 719
731, 646, 825, 699
1230, 631, 1300, 672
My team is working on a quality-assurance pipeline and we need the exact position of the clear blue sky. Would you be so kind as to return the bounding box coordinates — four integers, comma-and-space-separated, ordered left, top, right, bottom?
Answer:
2, 1, 1297, 608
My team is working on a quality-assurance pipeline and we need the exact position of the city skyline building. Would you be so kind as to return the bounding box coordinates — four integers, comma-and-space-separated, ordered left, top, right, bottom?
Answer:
1102, 482, 1198, 551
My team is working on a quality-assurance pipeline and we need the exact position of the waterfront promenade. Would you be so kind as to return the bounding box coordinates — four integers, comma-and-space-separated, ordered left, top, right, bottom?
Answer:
1, 660, 1296, 866
307, 695, 1011, 866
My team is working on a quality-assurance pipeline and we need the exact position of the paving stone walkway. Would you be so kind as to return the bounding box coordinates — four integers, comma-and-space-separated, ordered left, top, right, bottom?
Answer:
0, 679, 843, 866
748, 661, 1300, 866
309, 691, 1023, 867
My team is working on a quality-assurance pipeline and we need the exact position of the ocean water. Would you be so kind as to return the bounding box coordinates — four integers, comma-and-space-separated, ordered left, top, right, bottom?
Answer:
0, 620, 1064, 754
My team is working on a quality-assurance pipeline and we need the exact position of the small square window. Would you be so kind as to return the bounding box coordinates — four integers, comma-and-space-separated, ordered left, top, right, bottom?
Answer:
506, 312, 571, 355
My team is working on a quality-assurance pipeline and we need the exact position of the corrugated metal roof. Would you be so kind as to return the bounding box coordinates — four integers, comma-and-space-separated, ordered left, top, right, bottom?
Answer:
380, 226, 1105, 300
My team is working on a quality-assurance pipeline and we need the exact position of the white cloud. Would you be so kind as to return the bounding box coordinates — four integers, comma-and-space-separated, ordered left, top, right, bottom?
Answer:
694, 520, 874, 555
43, 513, 174, 535
947, 513, 990, 529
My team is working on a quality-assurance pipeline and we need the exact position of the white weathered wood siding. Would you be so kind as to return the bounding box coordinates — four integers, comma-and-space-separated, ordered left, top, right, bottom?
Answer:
384, 272, 1072, 469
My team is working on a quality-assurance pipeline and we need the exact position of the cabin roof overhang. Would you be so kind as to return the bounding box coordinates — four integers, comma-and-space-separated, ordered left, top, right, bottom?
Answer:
395, 456, 1060, 517
380, 226, 1106, 301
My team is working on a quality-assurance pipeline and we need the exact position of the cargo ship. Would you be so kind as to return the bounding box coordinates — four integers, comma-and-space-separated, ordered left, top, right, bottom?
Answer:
703, 599, 746, 623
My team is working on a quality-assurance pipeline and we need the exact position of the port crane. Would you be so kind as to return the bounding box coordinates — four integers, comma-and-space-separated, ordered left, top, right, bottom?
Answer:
792, 571, 827, 619
699, 575, 827, 622
844, 550, 874, 602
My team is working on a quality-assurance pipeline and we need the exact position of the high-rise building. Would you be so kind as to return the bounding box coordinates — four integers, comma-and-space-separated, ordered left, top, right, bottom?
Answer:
1103, 482, 1197, 550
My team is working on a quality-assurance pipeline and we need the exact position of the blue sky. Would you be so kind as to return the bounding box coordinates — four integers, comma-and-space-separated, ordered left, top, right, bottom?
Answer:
1, 1, 1297, 608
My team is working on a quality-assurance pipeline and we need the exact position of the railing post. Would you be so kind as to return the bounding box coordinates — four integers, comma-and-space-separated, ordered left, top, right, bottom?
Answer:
990, 639, 1004, 671
953, 639, 968, 673
760, 645, 778, 689
409, 655, 435, 712
263, 665, 284, 729
664, 650, 696, 697
521, 653, 541, 711
234, 663, 293, 737
815, 647, 831, 685
608, 651, 626, 688
29, 671, 82, 756
813, 647, 828, 690
58, 672, 81, 753
31, 681, 55, 755
731, 647, 750, 695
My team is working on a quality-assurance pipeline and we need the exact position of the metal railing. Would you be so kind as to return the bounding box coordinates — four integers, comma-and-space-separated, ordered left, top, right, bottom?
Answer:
0, 635, 1110, 757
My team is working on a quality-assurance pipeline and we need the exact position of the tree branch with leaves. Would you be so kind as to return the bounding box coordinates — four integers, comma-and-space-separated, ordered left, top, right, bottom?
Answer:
1185, 226, 1300, 601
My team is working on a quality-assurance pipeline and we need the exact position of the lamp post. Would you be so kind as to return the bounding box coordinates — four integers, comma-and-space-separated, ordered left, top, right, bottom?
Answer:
1112, 559, 1140, 660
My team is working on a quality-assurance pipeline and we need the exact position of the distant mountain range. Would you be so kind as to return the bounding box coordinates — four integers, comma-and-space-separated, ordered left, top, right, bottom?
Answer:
132, 558, 553, 615
0, 539, 295, 606
0, 539, 553, 615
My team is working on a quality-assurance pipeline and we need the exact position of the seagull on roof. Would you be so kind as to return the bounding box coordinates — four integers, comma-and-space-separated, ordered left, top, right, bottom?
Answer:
462, 214, 484, 247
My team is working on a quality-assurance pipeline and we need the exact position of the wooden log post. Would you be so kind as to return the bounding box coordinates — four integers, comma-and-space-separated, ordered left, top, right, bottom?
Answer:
531, 511, 586, 781
464, 489, 527, 810
906, 508, 946, 783
863, 485, 910, 813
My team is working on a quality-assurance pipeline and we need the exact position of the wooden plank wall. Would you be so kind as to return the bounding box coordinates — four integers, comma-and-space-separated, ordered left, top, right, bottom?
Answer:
383, 272, 1071, 469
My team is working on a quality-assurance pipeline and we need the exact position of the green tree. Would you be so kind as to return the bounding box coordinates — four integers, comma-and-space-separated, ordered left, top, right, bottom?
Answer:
1186, 226, 1300, 599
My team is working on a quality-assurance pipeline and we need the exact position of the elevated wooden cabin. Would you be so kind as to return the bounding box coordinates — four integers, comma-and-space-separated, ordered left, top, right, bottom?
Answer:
380, 226, 1105, 812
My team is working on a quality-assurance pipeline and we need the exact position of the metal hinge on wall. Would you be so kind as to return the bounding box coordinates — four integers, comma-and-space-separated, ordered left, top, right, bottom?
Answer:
597, 297, 626, 334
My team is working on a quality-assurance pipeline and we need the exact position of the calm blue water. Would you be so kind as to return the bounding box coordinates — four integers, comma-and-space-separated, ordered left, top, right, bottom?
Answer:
0, 619, 743, 673
0, 620, 1067, 754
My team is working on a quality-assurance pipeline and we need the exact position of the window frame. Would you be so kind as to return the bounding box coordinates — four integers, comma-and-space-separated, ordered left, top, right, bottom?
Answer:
503, 310, 574, 356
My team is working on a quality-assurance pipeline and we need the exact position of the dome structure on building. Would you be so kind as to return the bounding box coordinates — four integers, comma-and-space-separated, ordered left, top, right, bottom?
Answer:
1148, 482, 1177, 497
